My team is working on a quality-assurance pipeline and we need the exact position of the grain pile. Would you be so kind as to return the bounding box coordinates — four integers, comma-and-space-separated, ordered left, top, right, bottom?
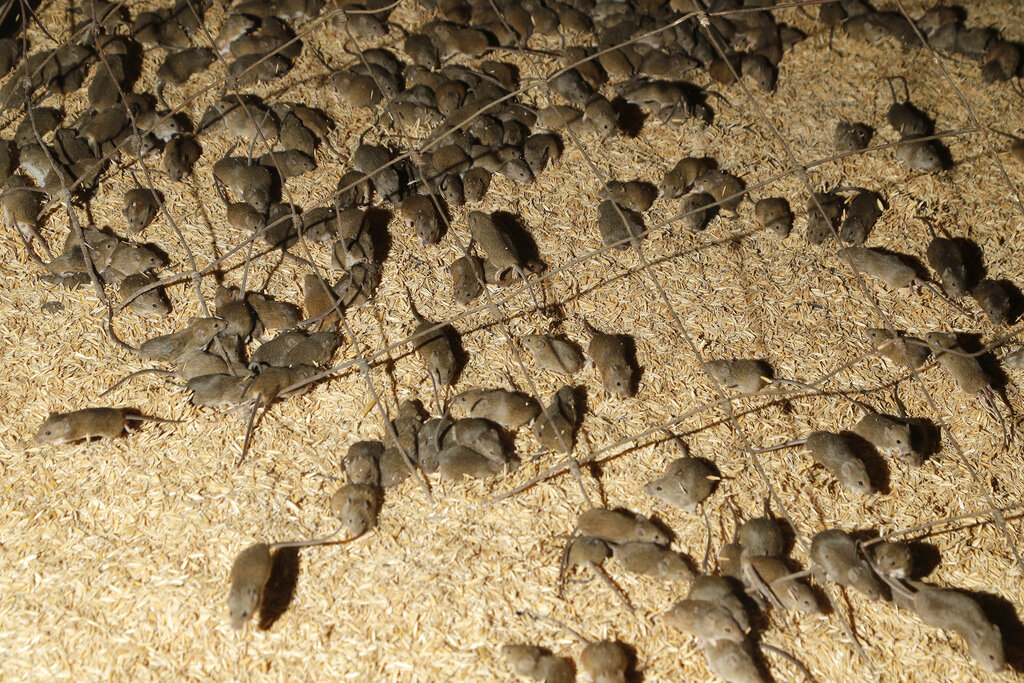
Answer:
1, 0, 1023, 681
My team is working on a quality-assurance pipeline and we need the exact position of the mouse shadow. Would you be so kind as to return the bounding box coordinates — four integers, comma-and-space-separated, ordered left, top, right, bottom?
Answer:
490, 210, 544, 267
904, 417, 941, 464
842, 431, 892, 495
363, 205, 393, 265
951, 237, 986, 290
996, 278, 1024, 326
257, 546, 301, 630
608, 97, 646, 138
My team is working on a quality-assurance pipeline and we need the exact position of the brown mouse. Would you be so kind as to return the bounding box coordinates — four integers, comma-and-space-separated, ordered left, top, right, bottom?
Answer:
406, 287, 458, 391
661, 599, 746, 645
753, 197, 792, 237
399, 193, 441, 247
911, 584, 1005, 672
533, 385, 579, 454
520, 334, 584, 375
692, 169, 744, 216
303, 274, 342, 332
450, 254, 485, 304
438, 444, 506, 481
661, 157, 717, 199
329, 483, 380, 538
763, 431, 874, 495
611, 541, 694, 581
213, 158, 272, 213
284, 331, 341, 368
741, 555, 819, 614
923, 332, 1006, 441
32, 407, 178, 445
227, 523, 350, 630
466, 210, 541, 309
804, 191, 844, 245
853, 413, 917, 465
809, 529, 882, 600
601, 180, 657, 213
926, 236, 968, 299
868, 541, 913, 579
834, 121, 873, 154
450, 388, 539, 428
580, 640, 629, 683
686, 575, 751, 632
705, 359, 770, 395
343, 440, 383, 486
163, 133, 200, 181
865, 327, 930, 369
441, 417, 505, 464
839, 189, 884, 245
970, 279, 1009, 325
247, 293, 301, 331
119, 272, 170, 317
187, 374, 247, 408
838, 246, 917, 289
582, 319, 637, 398
501, 645, 573, 683
139, 317, 228, 362
597, 198, 644, 249
644, 456, 717, 511
576, 508, 667, 546
704, 639, 765, 683
2, 175, 49, 257
157, 47, 215, 85
122, 188, 161, 233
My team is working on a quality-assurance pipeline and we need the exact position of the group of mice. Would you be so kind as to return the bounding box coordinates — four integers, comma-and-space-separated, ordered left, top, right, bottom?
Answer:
7, 0, 1024, 680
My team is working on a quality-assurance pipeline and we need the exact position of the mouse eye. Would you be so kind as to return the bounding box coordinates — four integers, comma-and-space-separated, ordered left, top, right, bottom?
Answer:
656, 485, 663, 491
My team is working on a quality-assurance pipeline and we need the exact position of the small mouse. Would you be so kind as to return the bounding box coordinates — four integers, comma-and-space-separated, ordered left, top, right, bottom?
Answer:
686, 575, 750, 632
187, 374, 247, 408
406, 287, 458, 390
644, 456, 717, 511
251, 330, 305, 368
140, 317, 228, 362
157, 47, 215, 85
119, 272, 171, 317
741, 555, 819, 614
523, 133, 561, 176
580, 640, 629, 683
661, 599, 746, 645
601, 180, 657, 213
442, 417, 505, 464
838, 246, 922, 290
597, 199, 644, 249
521, 334, 584, 375
923, 332, 1006, 441
582, 319, 637, 398
329, 483, 380, 538
773, 431, 875, 495
865, 327, 931, 369
926, 236, 968, 299
303, 274, 342, 332
853, 413, 917, 465
692, 169, 745, 216
533, 385, 580, 454
834, 121, 873, 154
343, 440, 383, 486
736, 517, 785, 559
462, 167, 491, 203
122, 188, 161, 233
809, 529, 882, 600
912, 584, 1005, 672
971, 279, 1009, 325
868, 541, 913, 579
466, 210, 541, 310
32, 407, 178, 445
839, 189, 884, 245
501, 645, 573, 683
247, 293, 301, 331
438, 444, 506, 481
576, 508, 667, 546
704, 639, 765, 683
285, 331, 340, 367
352, 144, 400, 203
753, 197, 792, 237
662, 157, 717, 199
611, 541, 694, 581
213, 158, 272, 213
227, 525, 349, 630
399, 193, 441, 247
705, 359, 770, 394
805, 191, 845, 245
450, 254, 485, 304
450, 388, 540, 428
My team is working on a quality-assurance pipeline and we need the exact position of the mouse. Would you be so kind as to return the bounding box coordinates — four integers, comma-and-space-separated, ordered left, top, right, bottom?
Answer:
521, 334, 584, 375
336, 170, 374, 208
406, 287, 458, 393
703, 639, 765, 683
213, 157, 272, 213
865, 327, 931, 369
644, 456, 717, 511
868, 540, 913, 579
258, 150, 315, 181
399, 193, 441, 247
186, 373, 247, 407
764, 430, 875, 495
741, 53, 776, 92
450, 388, 540, 428
118, 272, 171, 317
661, 157, 717, 200
449, 254, 485, 304
601, 181, 657, 214
597, 199, 644, 249
2, 175, 49, 258
705, 359, 770, 395
227, 523, 352, 630
122, 188, 162, 234
971, 279, 1009, 325
467, 210, 542, 311
343, 440, 383, 486
676, 192, 716, 232
611, 541, 694, 581
736, 517, 785, 559
853, 412, 917, 464
438, 444, 507, 481
284, 331, 341, 367
163, 133, 200, 179
251, 330, 305, 368
139, 317, 229, 362
839, 248, 958, 310
911, 584, 1005, 673
247, 293, 302, 331
462, 167, 491, 203
741, 555, 820, 614
834, 121, 873, 153
839, 189, 884, 245
923, 332, 1007, 441
582, 319, 637, 398
329, 482, 380, 538
523, 133, 561, 176
686, 575, 751, 632
302, 274, 341, 332
381, 399, 423, 462
661, 599, 746, 645
157, 47, 215, 85
692, 170, 744, 216
809, 529, 882, 600
441, 417, 505, 464
580, 640, 629, 683
576, 508, 667, 546
925, 236, 968, 299
753, 197, 792, 237
352, 144, 401, 203
805, 191, 845, 245
501, 645, 574, 683
32, 407, 179, 445
533, 385, 580, 454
